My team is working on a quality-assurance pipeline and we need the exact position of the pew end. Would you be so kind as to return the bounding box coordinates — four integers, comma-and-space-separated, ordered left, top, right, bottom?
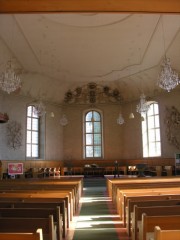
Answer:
154, 226, 180, 240
0, 228, 43, 240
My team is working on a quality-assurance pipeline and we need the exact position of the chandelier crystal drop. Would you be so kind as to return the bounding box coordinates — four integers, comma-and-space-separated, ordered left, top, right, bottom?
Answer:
33, 101, 46, 117
157, 56, 179, 92
136, 93, 150, 115
0, 60, 21, 94
117, 113, 125, 125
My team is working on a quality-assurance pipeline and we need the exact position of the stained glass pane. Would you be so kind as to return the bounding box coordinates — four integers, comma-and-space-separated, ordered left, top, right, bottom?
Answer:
149, 129, 155, 142
94, 122, 101, 133
32, 132, 38, 144
148, 104, 154, 116
149, 142, 156, 155
86, 146, 93, 157
32, 106, 38, 118
154, 103, 159, 114
156, 129, 160, 141
86, 122, 92, 133
94, 146, 101, 157
86, 112, 92, 121
26, 105, 40, 158
94, 134, 101, 145
155, 142, 161, 156
142, 102, 161, 158
32, 145, 38, 157
26, 131, 31, 143
84, 110, 103, 158
26, 144, 31, 157
93, 111, 100, 121
86, 134, 93, 145
32, 118, 39, 131
27, 106, 32, 117
148, 116, 154, 129
27, 118, 31, 130
155, 116, 159, 128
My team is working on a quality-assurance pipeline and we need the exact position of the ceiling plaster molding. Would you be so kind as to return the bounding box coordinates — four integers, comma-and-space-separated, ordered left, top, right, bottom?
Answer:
1, 0, 180, 13
42, 14, 132, 28
14, 15, 42, 66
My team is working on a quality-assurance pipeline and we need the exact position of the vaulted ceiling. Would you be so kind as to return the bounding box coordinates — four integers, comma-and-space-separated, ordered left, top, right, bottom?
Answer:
0, 13, 180, 105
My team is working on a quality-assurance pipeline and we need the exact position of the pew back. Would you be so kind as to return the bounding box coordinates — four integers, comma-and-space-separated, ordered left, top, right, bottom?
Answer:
141, 213, 180, 240
0, 229, 43, 240
0, 215, 55, 240
154, 226, 180, 240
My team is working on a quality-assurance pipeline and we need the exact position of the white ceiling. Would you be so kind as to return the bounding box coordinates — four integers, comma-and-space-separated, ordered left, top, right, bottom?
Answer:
0, 13, 180, 105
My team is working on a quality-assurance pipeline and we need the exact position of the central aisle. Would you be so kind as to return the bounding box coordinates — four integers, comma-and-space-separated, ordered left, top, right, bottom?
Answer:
71, 177, 123, 240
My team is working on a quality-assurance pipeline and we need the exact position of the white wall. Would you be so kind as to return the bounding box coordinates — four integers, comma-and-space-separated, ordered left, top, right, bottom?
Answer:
0, 94, 63, 160
0, 88, 180, 161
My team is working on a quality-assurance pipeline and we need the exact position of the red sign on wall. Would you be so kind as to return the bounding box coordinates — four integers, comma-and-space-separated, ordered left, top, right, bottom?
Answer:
8, 163, 23, 175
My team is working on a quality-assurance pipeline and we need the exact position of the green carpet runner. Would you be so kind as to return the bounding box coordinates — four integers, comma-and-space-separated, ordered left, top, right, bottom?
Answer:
72, 178, 120, 240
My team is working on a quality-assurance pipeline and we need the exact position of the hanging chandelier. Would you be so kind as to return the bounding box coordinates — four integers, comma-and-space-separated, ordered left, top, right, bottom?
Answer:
33, 101, 46, 117
60, 114, 68, 126
117, 113, 125, 125
136, 93, 150, 115
0, 60, 21, 94
157, 56, 179, 92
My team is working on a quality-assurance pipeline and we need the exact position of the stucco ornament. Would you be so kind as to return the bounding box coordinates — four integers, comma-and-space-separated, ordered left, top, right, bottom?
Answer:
165, 106, 180, 149
6, 120, 22, 150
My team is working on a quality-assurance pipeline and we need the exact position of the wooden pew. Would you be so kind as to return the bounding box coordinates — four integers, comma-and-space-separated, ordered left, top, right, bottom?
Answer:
0, 189, 73, 221
0, 215, 56, 240
0, 178, 83, 213
126, 198, 180, 237
117, 188, 180, 225
0, 229, 43, 240
0, 183, 76, 215
121, 194, 180, 233
0, 191, 71, 215
0, 207, 62, 240
0, 177, 83, 238
132, 205, 180, 240
0, 199, 67, 238
153, 226, 180, 240
117, 187, 180, 215
106, 177, 180, 202
114, 182, 180, 205
140, 213, 180, 240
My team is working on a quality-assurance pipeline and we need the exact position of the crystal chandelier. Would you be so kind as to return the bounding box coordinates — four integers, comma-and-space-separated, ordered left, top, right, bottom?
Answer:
129, 112, 135, 119
33, 101, 46, 117
0, 60, 21, 94
136, 93, 150, 115
60, 114, 68, 126
117, 113, 125, 125
157, 56, 179, 92
129, 103, 135, 119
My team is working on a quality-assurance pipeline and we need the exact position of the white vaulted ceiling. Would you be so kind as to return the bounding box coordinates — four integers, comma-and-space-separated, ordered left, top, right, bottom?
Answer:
0, 13, 180, 105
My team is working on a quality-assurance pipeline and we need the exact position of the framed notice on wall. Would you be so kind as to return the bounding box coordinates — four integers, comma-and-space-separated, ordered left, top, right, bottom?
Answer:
8, 163, 23, 175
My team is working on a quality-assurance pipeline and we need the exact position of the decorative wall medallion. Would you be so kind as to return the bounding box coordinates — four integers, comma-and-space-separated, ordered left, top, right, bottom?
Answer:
64, 82, 123, 104
6, 120, 22, 150
165, 106, 180, 149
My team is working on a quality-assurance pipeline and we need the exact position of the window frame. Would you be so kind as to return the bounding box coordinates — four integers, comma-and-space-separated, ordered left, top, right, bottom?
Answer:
142, 102, 161, 158
26, 105, 40, 159
83, 109, 104, 159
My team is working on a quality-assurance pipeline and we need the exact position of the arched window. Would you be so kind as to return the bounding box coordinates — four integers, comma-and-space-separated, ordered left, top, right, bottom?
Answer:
84, 110, 103, 158
26, 105, 40, 158
142, 102, 161, 157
